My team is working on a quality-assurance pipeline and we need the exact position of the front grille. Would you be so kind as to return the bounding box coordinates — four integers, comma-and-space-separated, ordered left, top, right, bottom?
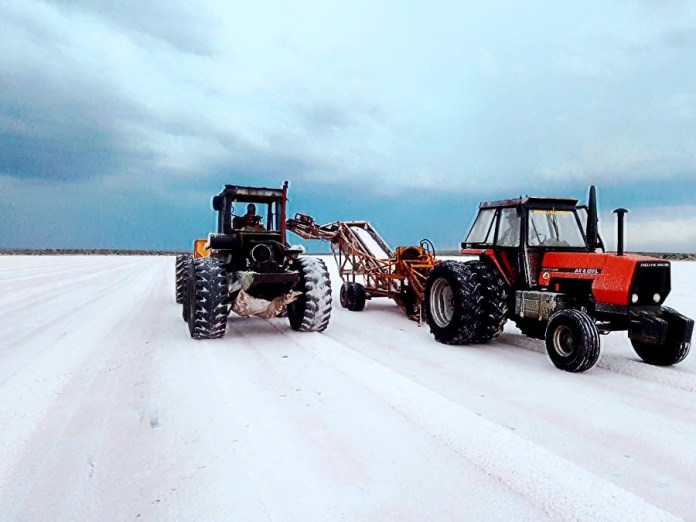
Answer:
629, 262, 670, 306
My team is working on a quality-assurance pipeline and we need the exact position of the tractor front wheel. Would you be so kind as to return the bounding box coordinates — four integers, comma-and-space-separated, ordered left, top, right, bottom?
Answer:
545, 309, 600, 372
424, 260, 481, 344
175, 253, 192, 304
187, 257, 230, 339
515, 319, 547, 340
631, 338, 690, 366
630, 306, 692, 366
181, 255, 193, 322
288, 257, 332, 332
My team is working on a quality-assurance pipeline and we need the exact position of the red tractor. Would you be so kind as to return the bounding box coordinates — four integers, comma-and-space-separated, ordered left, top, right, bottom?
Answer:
423, 187, 693, 372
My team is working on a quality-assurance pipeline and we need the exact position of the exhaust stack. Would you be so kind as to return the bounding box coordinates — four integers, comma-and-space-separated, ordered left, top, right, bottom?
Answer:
613, 208, 629, 256
586, 186, 600, 251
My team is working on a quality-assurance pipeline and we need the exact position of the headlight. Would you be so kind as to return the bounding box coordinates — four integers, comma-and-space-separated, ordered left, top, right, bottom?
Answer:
653, 293, 661, 303
250, 244, 272, 263
631, 293, 639, 304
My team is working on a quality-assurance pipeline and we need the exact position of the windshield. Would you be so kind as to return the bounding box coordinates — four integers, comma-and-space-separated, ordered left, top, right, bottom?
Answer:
527, 209, 587, 248
231, 200, 279, 231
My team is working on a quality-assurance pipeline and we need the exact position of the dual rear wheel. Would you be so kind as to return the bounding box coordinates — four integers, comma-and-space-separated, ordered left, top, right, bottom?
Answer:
424, 260, 601, 372
424, 260, 508, 345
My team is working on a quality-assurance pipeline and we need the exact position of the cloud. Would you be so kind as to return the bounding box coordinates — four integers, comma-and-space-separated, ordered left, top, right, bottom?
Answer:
51, 0, 220, 55
0, 0, 695, 201
599, 205, 696, 253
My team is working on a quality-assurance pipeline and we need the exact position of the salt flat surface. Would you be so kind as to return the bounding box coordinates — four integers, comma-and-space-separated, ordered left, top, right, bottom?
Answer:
0, 255, 695, 521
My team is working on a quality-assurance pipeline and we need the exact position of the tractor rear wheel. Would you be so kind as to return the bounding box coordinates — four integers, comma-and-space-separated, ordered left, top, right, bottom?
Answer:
288, 257, 332, 332
175, 253, 192, 304
466, 260, 508, 343
424, 260, 481, 344
187, 257, 230, 339
340, 282, 366, 312
545, 309, 600, 372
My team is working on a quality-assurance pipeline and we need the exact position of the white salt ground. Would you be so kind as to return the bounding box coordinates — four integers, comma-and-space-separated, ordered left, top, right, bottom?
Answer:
0, 255, 694, 521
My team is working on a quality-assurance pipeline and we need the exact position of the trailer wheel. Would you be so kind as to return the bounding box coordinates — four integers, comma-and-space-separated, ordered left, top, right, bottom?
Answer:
175, 253, 192, 304
340, 282, 366, 312
187, 257, 230, 339
181, 255, 193, 322
339, 283, 349, 308
288, 257, 332, 331
545, 309, 600, 372
424, 260, 481, 344
397, 285, 419, 320
466, 260, 508, 343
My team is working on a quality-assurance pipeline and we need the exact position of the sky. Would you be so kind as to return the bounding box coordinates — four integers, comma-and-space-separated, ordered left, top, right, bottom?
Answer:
0, 0, 695, 252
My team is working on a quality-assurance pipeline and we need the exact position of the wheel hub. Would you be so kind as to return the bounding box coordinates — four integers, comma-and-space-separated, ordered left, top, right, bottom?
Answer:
553, 324, 574, 356
430, 278, 454, 328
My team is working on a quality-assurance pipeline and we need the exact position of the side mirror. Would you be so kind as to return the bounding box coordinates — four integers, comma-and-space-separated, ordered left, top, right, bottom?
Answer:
212, 195, 222, 211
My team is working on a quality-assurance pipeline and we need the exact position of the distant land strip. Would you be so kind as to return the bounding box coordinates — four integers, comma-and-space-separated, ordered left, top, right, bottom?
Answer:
1, 249, 695, 260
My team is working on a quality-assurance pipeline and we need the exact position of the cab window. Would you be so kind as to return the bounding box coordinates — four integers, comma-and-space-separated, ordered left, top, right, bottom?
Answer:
465, 209, 496, 245
528, 209, 586, 247
496, 208, 521, 247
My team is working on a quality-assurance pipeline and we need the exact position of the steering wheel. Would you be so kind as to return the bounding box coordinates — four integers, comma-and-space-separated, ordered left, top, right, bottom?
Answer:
420, 239, 436, 257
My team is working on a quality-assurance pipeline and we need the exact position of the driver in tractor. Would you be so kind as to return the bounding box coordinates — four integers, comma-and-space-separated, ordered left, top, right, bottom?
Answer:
498, 209, 520, 247
234, 203, 265, 230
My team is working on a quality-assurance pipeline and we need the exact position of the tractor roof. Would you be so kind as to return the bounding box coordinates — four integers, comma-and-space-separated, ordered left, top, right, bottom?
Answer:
480, 196, 579, 210
217, 184, 287, 203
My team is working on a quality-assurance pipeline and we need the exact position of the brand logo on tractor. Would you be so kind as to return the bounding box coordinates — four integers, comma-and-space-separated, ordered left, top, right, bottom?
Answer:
545, 267, 601, 275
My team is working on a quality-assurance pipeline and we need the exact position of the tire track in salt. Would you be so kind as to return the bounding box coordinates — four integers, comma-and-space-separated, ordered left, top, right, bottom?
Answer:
498, 332, 696, 393
0, 260, 165, 520
272, 325, 680, 522
0, 265, 145, 385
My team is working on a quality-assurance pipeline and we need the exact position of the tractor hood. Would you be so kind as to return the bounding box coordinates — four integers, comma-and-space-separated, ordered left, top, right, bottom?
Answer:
538, 252, 671, 307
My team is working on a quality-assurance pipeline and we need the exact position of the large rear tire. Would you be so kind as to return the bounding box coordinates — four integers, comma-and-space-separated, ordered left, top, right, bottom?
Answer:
466, 260, 508, 343
288, 257, 332, 332
545, 309, 600, 372
175, 253, 192, 304
424, 260, 481, 344
187, 257, 230, 339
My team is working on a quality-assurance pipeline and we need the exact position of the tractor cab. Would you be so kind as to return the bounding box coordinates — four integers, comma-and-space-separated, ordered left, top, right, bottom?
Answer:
207, 182, 298, 268
212, 183, 289, 239
462, 196, 600, 289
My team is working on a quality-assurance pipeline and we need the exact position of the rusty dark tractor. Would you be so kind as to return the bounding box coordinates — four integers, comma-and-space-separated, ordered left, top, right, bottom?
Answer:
175, 182, 332, 339
423, 186, 693, 372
